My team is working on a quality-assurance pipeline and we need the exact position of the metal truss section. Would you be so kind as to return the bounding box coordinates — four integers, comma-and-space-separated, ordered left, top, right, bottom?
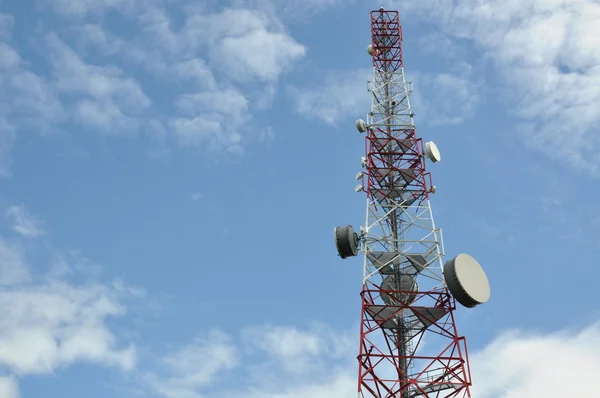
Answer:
362, 198, 445, 291
358, 289, 472, 398
356, 9, 472, 398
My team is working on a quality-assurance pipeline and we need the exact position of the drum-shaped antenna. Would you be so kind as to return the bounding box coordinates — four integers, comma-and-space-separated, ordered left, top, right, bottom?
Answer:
334, 225, 359, 259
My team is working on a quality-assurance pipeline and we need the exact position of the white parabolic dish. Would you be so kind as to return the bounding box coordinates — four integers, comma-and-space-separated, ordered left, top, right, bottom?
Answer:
443, 253, 490, 308
425, 141, 441, 163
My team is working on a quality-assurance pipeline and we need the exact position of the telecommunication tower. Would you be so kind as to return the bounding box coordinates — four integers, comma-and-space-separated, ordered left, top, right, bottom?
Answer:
334, 8, 491, 398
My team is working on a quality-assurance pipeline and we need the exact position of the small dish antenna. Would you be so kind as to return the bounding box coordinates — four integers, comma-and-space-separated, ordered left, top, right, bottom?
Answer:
356, 119, 368, 133
361, 157, 367, 168
334, 225, 359, 259
425, 141, 441, 163
367, 44, 373, 55
355, 184, 363, 192
355, 172, 363, 180
443, 253, 490, 308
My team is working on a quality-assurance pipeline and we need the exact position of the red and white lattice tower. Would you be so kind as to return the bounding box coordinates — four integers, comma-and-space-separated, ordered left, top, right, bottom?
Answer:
333, 8, 491, 398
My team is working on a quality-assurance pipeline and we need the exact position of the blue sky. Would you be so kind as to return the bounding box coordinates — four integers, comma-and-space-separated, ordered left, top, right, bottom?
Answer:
0, 0, 599, 397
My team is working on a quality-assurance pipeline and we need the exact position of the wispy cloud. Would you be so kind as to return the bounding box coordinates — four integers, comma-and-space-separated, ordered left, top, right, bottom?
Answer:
0, 120, 14, 177
288, 63, 481, 128
45, 32, 152, 135
0, 3, 308, 171
411, 62, 482, 126
38, 0, 139, 19
145, 330, 238, 398
5, 205, 44, 238
388, 0, 600, 173
0, 13, 14, 39
287, 68, 371, 126
143, 320, 600, 398
0, 238, 30, 285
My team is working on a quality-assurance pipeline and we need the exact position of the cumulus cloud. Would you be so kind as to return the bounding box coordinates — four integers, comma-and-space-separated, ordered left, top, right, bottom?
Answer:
172, 87, 248, 152
471, 322, 600, 397
0, 376, 19, 398
0, 1, 312, 174
388, 0, 600, 173
0, 207, 139, 393
0, 281, 136, 375
206, 9, 306, 83
52, 4, 305, 152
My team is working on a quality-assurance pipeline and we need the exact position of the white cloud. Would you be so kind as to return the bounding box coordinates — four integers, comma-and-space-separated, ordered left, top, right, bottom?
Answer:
0, 13, 14, 40
0, 23, 61, 176
0, 277, 137, 376
0, 3, 309, 174
38, 0, 137, 19
142, 320, 600, 398
240, 372, 356, 398
0, 119, 14, 177
242, 325, 326, 376
145, 324, 355, 398
281, 0, 350, 17
388, 0, 600, 173
0, 238, 30, 286
0, 210, 139, 394
288, 63, 480, 127
287, 68, 371, 125
146, 331, 237, 398
206, 9, 306, 83
58, 5, 306, 151
45, 33, 151, 134
251, 326, 322, 358
471, 322, 600, 397
172, 88, 248, 152
411, 62, 482, 126
0, 376, 19, 398
5, 205, 44, 238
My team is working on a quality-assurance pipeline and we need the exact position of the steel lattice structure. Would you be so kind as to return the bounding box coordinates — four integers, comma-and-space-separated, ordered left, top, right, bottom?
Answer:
355, 9, 472, 398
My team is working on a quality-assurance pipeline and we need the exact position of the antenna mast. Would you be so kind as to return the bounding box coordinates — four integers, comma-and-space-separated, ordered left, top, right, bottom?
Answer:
334, 8, 491, 398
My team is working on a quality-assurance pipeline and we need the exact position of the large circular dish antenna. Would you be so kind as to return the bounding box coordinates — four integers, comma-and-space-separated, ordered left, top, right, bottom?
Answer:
367, 44, 374, 55
334, 225, 359, 259
443, 254, 490, 308
425, 141, 441, 163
